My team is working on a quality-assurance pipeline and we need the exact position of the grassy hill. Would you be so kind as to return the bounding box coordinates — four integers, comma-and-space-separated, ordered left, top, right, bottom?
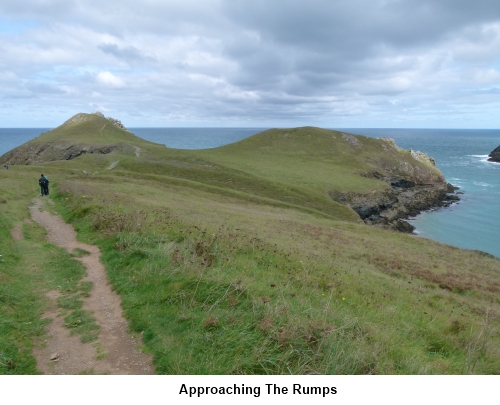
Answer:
194, 127, 444, 192
1, 114, 499, 374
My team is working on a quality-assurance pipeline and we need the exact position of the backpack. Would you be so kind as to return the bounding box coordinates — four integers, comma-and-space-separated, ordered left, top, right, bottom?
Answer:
39, 177, 47, 186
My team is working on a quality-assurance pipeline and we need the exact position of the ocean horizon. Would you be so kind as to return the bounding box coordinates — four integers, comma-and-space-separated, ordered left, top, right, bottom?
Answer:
1, 127, 499, 258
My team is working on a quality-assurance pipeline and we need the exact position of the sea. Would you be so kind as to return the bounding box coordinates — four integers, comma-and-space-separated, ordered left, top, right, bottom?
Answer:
1, 127, 499, 258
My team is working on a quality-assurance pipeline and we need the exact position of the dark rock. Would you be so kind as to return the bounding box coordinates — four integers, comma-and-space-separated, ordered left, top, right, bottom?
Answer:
330, 177, 461, 233
488, 145, 500, 162
390, 178, 415, 189
0, 142, 133, 165
393, 220, 415, 233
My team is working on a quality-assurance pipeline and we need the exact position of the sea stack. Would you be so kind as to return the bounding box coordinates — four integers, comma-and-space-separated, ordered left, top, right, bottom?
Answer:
488, 145, 500, 162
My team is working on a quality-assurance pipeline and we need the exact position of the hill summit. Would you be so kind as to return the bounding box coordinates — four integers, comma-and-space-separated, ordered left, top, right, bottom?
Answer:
0, 112, 156, 165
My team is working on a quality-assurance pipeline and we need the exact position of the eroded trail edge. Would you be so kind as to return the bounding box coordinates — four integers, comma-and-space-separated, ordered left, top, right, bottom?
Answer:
29, 198, 153, 374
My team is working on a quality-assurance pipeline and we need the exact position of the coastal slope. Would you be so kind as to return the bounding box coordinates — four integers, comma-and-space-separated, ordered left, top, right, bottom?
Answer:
1, 116, 458, 230
194, 127, 458, 231
2, 112, 500, 375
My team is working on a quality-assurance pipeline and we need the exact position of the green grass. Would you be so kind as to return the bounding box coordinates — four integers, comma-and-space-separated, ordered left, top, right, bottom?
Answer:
64, 310, 100, 343
51, 173, 500, 374
0, 169, 98, 373
71, 248, 91, 258
1, 122, 500, 374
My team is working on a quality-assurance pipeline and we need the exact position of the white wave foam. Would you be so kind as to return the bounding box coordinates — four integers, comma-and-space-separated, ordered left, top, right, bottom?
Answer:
473, 181, 492, 187
469, 154, 500, 164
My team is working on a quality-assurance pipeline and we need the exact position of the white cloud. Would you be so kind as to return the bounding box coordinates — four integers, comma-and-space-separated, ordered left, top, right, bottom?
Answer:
0, 1, 500, 127
96, 71, 127, 88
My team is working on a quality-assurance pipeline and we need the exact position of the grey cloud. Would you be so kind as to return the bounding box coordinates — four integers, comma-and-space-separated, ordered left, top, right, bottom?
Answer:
1, 0, 500, 126
220, 0, 500, 95
98, 43, 156, 63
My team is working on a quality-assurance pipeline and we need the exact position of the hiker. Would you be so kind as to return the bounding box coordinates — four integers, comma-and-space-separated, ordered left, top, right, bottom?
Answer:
39, 174, 49, 196
44, 174, 49, 195
3, 164, 7, 170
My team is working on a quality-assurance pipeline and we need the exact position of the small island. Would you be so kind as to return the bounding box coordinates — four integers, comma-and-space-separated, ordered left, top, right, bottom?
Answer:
488, 145, 500, 162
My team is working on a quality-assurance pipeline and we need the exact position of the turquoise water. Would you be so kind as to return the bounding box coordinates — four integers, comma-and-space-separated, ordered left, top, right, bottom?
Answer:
344, 129, 500, 258
2, 127, 499, 257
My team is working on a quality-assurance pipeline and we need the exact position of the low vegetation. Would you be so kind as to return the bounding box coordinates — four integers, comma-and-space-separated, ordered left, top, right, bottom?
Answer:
0, 171, 90, 373
1, 113, 499, 374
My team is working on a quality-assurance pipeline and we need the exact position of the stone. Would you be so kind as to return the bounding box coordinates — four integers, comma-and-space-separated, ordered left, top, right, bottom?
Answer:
342, 133, 361, 147
50, 353, 60, 361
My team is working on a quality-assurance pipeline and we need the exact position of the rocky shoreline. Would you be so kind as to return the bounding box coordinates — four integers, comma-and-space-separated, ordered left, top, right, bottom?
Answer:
330, 177, 460, 233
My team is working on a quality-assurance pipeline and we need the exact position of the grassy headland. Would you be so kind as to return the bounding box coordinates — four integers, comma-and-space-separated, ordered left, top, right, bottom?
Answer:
1, 113, 499, 374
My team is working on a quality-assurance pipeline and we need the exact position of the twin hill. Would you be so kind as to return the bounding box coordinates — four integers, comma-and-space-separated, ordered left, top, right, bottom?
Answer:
1, 113, 455, 231
1, 113, 499, 375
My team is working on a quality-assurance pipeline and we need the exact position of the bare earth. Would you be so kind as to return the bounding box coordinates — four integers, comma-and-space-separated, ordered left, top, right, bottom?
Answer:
10, 224, 23, 241
29, 197, 154, 375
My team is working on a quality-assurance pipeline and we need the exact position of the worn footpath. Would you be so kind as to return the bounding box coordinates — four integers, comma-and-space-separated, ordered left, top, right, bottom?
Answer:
29, 197, 153, 375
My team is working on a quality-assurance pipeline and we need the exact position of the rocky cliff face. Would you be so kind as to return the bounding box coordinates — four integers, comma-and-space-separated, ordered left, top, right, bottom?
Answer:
0, 141, 127, 165
330, 177, 459, 233
488, 145, 500, 162
329, 139, 458, 233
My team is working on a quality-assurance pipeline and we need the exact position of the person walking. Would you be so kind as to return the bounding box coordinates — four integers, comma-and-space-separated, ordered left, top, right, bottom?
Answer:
39, 174, 48, 196
44, 174, 49, 195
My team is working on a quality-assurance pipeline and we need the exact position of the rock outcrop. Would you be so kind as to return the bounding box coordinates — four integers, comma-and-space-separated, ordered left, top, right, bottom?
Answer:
0, 141, 129, 165
488, 145, 500, 162
94, 112, 129, 131
64, 112, 129, 131
329, 177, 460, 233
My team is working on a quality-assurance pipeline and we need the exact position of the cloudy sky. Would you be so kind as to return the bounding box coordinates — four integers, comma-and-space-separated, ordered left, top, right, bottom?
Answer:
1, 0, 500, 128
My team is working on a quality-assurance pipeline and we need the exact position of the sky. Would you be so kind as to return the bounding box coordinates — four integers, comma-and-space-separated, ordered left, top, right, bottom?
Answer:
1, 0, 500, 128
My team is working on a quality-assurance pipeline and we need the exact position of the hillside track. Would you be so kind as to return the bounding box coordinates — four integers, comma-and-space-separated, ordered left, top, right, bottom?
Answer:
29, 197, 153, 375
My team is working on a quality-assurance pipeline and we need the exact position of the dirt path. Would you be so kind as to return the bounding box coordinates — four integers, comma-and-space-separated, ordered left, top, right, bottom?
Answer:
10, 224, 22, 241
29, 197, 154, 375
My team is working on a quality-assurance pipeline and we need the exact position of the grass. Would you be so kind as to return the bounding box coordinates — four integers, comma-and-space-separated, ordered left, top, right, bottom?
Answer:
51, 174, 500, 374
1, 121, 500, 374
71, 248, 91, 258
0, 169, 99, 374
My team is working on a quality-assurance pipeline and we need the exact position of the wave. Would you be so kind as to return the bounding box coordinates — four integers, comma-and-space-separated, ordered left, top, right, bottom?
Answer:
473, 181, 492, 187
469, 154, 500, 164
